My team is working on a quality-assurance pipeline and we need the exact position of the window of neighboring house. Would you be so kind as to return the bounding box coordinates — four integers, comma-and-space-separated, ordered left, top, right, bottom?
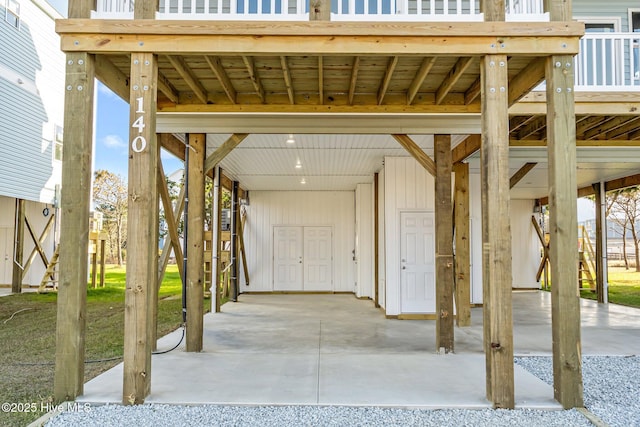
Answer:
54, 125, 63, 161
630, 10, 640, 80
5, 0, 20, 29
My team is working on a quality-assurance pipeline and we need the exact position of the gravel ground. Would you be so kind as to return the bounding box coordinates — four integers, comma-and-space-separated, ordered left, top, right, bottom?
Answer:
515, 355, 640, 427
44, 356, 639, 427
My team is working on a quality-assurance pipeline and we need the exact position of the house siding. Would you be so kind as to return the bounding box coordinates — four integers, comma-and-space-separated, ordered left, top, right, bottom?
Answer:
574, 0, 636, 31
355, 183, 374, 299
0, 195, 56, 286
0, 0, 64, 204
241, 191, 356, 293
383, 157, 435, 316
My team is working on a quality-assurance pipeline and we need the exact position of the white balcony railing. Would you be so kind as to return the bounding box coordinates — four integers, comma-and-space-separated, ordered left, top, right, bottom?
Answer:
93, 0, 547, 21
574, 33, 640, 91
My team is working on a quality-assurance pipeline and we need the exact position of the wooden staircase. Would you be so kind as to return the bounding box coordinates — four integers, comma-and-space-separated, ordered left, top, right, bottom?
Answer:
38, 246, 59, 292
578, 226, 596, 290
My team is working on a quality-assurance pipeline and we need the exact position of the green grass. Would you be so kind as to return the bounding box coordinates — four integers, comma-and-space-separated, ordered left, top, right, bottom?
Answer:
0, 264, 213, 427
580, 267, 640, 308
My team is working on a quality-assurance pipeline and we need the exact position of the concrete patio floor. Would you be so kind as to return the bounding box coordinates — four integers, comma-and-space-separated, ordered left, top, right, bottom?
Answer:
77, 291, 640, 409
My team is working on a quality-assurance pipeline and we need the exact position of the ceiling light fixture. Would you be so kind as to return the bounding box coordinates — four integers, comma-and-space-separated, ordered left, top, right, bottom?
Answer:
286, 134, 296, 144
295, 159, 302, 169
300, 177, 306, 184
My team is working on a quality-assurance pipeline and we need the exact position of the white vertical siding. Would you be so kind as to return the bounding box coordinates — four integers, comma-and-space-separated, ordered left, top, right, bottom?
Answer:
0, 0, 64, 204
355, 183, 374, 298
241, 191, 355, 293
377, 169, 386, 309
383, 157, 435, 315
511, 199, 542, 288
469, 173, 483, 304
0, 195, 56, 286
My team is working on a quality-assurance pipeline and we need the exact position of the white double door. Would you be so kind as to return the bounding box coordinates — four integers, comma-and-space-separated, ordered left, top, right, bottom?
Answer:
273, 226, 332, 291
400, 212, 436, 313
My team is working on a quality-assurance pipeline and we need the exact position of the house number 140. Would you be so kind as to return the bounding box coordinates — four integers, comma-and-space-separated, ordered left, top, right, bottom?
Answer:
131, 96, 147, 153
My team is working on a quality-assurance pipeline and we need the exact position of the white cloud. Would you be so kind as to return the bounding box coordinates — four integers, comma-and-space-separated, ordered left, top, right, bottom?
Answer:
102, 134, 126, 149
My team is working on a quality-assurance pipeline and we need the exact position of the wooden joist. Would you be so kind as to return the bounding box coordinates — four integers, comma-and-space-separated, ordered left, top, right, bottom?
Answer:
435, 57, 473, 105
280, 56, 295, 105
242, 56, 266, 103
407, 57, 436, 105
158, 71, 179, 104
205, 55, 237, 104
377, 56, 398, 105
95, 55, 129, 101
167, 55, 208, 104
348, 56, 360, 105
318, 56, 324, 104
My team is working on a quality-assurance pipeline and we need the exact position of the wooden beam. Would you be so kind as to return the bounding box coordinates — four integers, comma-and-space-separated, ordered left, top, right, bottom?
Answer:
157, 161, 185, 284
54, 51, 94, 404
407, 57, 437, 105
509, 162, 537, 189
373, 172, 380, 308
605, 173, 640, 192
508, 57, 545, 106
167, 55, 208, 104
11, 199, 25, 293
280, 56, 295, 105
546, 55, 583, 409
242, 56, 265, 103
318, 56, 324, 104
123, 52, 157, 405
24, 216, 53, 278
481, 54, 514, 409
378, 56, 398, 105
532, 215, 550, 282
159, 133, 185, 159
205, 55, 236, 104
204, 133, 249, 173
57, 22, 584, 55
451, 134, 481, 164
186, 133, 205, 352
348, 56, 360, 105
212, 166, 223, 313
23, 213, 56, 276
464, 76, 481, 105
95, 55, 129, 101
391, 134, 436, 177
239, 212, 250, 286
453, 162, 471, 327
157, 71, 179, 104
436, 57, 473, 105
434, 134, 454, 353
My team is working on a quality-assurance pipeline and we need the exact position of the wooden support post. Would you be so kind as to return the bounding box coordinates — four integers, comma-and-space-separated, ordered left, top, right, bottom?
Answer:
482, 0, 505, 21
213, 166, 223, 313
593, 182, 606, 303
453, 162, 471, 327
374, 172, 380, 308
150, 143, 161, 352
434, 135, 454, 352
91, 249, 98, 288
11, 198, 25, 294
238, 213, 250, 286
186, 133, 206, 352
546, 55, 584, 409
310, 0, 330, 21
481, 54, 514, 409
54, 50, 95, 403
123, 52, 158, 405
99, 239, 106, 287
230, 181, 239, 301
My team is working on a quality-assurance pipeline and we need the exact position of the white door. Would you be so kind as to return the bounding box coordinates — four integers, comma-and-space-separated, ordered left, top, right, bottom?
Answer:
400, 212, 436, 313
273, 226, 332, 291
303, 227, 332, 291
273, 226, 303, 291
0, 228, 12, 285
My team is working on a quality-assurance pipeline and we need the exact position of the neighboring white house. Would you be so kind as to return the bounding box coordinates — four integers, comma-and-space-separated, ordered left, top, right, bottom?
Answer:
0, 0, 64, 286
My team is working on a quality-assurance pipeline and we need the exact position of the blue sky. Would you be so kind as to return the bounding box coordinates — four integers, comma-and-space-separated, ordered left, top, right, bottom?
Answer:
48, 0, 182, 179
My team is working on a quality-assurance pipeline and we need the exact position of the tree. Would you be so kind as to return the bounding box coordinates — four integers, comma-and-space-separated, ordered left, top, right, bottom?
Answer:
93, 170, 128, 266
609, 186, 640, 271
